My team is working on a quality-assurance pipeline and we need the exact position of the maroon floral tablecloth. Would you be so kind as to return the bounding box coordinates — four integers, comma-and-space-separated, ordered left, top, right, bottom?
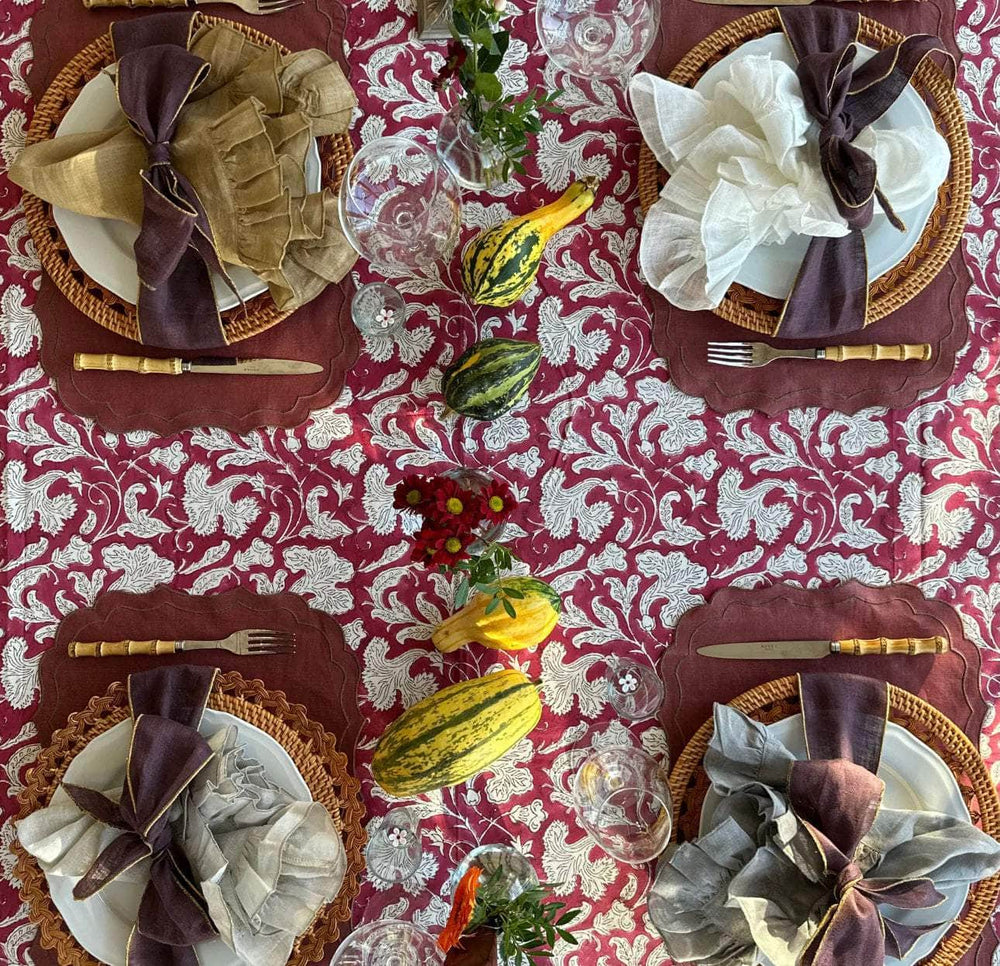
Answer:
1, 0, 1000, 962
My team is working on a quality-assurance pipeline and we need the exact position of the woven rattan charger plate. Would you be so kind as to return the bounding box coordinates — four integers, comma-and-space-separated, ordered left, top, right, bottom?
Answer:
637, 10, 972, 337
23, 16, 354, 346
668, 675, 1000, 966
12, 670, 365, 966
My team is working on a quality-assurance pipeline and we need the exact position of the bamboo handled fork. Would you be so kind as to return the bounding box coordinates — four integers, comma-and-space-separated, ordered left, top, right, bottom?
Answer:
68, 629, 296, 658
83, 0, 303, 14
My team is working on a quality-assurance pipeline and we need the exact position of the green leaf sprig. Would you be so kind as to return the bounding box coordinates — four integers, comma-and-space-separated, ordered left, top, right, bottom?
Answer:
451, 541, 522, 616
442, 0, 562, 181
466, 868, 581, 965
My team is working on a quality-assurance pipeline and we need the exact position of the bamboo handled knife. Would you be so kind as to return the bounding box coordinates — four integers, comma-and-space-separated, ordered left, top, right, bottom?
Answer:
74, 353, 323, 376
697, 636, 949, 659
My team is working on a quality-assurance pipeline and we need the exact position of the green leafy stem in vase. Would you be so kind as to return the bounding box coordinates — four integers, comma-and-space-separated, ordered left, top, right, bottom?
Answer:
440, 865, 581, 966
434, 0, 561, 180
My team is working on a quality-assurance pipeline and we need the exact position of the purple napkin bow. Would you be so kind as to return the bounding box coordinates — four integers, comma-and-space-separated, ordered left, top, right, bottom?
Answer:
111, 13, 235, 350
790, 674, 945, 966
62, 666, 220, 966
776, 8, 950, 339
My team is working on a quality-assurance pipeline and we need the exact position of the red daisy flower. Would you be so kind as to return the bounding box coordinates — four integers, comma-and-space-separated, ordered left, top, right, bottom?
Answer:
479, 478, 516, 524
429, 477, 480, 527
411, 524, 474, 568
394, 474, 431, 513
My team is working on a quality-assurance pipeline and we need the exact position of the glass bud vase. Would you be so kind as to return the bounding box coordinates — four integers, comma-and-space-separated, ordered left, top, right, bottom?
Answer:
436, 102, 506, 191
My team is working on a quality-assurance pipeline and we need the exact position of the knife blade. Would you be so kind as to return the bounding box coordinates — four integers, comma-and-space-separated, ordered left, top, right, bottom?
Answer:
697, 636, 950, 660
74, 353, 323, 376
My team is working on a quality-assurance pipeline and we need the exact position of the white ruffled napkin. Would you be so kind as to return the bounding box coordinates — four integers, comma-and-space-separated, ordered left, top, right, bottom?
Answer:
18, 723, 346, 966
630, 52, 951, 311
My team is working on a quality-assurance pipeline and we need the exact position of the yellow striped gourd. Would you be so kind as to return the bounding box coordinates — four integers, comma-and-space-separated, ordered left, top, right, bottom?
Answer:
372, 669, 542, 797
461, 176, 599, 307
432, 577, 561, 653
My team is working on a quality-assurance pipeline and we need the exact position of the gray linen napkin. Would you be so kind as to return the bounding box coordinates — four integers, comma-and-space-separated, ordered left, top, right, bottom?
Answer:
649, 705, 1000, 966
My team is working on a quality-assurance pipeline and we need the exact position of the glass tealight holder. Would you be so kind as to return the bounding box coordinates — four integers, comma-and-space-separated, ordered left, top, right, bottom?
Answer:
366, 807, 423, 885
605, 657, 665, 721
351, 282, 406, 340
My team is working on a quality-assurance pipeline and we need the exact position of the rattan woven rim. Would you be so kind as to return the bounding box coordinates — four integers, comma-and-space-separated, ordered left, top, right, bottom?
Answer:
637, 11, 972, 337
667, 675, 1000, 966
23, 15, 354, 345
12, 670, 366, 966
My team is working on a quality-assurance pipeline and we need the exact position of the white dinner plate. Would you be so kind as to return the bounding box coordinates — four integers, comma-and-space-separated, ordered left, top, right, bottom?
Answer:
694, 34, 942, 299
53, 69, 322, 312
699, 716, 970, 966
46, 708, 312, 966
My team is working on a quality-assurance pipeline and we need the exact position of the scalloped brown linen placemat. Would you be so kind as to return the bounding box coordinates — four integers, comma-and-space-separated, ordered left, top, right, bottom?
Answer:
25, 0, 360, 434
640, 0, 971, 415
25, 586, 366, 966
659, 580, 997, 966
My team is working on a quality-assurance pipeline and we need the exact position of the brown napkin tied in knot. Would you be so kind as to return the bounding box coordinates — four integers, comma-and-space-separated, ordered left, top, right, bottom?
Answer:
777, 8, 950, 338
62, 666, 220, 966
110, 14, 231, 349
790, 675, 944, 966
9, 12, 358, 348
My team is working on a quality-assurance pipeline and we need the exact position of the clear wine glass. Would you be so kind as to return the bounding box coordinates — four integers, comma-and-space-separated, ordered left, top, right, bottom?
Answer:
339, 136, 462, 279
536, 0, 660, 81
330, 920, 443, 966
366, 807, 423, 884
572, 746, 672, 864
605, 657, 664, 721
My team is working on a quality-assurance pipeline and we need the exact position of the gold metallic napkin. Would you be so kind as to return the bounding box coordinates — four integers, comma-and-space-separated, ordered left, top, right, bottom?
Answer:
10, 15, 358, 313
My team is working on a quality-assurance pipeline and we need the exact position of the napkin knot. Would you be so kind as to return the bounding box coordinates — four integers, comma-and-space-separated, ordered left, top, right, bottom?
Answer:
776, 7, 949, 337
834, 862, 863, 900
110, 13, 234, 350
149, 140, 173, 166
60, 667, 221, 966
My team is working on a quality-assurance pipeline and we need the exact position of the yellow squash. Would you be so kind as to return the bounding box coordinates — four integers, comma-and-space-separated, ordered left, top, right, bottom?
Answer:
462, 176, 599, 307
372, 669, 542, 797
432, 576, 561, 653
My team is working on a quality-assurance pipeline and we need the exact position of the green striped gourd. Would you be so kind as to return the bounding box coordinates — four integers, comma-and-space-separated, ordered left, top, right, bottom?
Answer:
442, 337, 541, 420
462, 176, 599, 307
432, 576, 562, 653
372, 669, 542, 797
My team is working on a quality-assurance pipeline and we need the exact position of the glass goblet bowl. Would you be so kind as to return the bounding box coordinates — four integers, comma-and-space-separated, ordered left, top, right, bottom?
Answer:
536, 0, 661, 80
338, 136, 462, 278
329, 920, 443, 966
572, 745, 672, 864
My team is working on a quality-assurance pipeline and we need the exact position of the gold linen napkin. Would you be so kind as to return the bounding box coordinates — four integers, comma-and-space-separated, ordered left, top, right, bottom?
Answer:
10, 17, 358, 312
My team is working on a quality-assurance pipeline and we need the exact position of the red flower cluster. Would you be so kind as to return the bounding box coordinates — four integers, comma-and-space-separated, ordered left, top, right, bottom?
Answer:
393, 473, 517, 569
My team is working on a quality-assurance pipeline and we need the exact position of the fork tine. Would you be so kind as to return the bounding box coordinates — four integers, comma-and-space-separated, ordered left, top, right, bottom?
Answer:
706, 347, 753, 358
707, 358, 754, 368
257, 0, 305, 12
248, 644, 296, 654
706, 349, 752, 359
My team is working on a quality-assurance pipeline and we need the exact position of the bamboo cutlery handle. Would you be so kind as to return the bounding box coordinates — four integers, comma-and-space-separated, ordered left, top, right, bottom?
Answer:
825, 344, 932, 362
84, 0, 186, 7
69, 640, 179, 657
75, 353, 183, 375
835, 636, 949, 655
